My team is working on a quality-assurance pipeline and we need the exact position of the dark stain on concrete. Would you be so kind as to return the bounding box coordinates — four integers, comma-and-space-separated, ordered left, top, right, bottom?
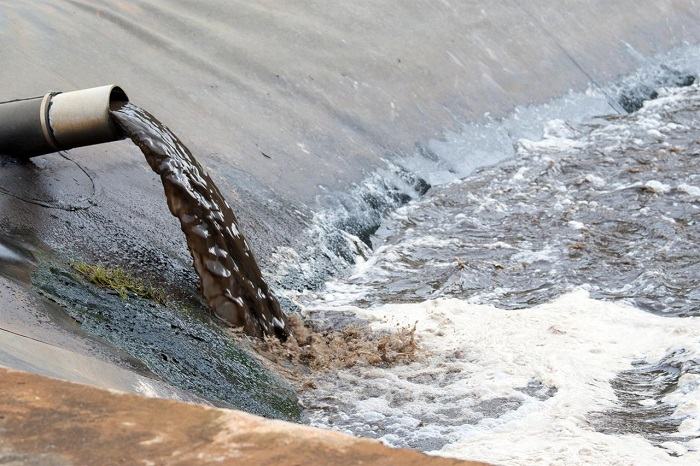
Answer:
32, 256, 300, 421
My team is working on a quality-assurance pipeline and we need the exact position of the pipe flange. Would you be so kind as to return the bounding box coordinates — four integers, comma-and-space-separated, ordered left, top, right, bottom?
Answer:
39, 92, 61, 151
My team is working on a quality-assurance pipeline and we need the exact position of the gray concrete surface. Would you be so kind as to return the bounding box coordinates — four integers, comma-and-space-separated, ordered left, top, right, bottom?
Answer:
2, 1, 700, 265
0, 329, 200, 401
1, 0, 699, 390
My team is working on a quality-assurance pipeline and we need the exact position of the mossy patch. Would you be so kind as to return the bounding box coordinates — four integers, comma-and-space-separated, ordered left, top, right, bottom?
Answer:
72, 262, 167, 304
34, 259, 301, 421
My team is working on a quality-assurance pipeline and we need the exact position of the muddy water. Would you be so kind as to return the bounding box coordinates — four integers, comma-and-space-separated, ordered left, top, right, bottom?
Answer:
110, 103, 287, 339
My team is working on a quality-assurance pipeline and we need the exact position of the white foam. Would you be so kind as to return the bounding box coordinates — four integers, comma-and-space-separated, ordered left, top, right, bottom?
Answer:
511, 247, 556, 264
645, 180, 672, 194
585, 174, 606, 188
135, 379, 163, 398
305, 291, 700, 465
666, 373, 700, 438
678, 184, 700, 197
289, 48, 700, 464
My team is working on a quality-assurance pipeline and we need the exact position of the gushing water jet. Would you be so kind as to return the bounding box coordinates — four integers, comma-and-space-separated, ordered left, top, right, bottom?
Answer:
0, 85, 289, 340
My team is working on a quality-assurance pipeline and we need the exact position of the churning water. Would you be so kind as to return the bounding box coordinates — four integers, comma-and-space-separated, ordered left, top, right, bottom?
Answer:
279, 48, 700, 465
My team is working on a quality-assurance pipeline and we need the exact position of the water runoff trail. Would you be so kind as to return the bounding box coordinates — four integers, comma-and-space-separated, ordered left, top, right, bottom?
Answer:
286, 68, 700, 463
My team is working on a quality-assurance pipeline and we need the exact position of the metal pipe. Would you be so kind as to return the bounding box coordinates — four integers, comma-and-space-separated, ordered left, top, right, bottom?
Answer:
0, 85, 129, 158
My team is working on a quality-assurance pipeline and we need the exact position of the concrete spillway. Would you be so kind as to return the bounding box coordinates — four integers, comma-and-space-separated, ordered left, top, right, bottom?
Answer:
1, 1, 699, 269
1, 1, 700, 463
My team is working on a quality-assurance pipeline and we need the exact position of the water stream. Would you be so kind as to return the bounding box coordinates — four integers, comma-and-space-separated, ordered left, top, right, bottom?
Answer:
110, 103, 288, 339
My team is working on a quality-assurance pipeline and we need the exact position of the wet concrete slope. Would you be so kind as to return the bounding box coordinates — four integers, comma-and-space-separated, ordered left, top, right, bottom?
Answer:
1, 1, 699, 269
0, 1, 699, 404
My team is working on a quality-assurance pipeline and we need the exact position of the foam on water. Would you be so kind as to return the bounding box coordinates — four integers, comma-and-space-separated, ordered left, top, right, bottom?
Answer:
302, 292, 700, 465
301, 83, 700, 316
287, 45, 700, 465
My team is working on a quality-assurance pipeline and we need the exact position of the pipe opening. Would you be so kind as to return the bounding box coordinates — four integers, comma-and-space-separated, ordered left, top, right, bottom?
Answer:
109, 86, 129, 111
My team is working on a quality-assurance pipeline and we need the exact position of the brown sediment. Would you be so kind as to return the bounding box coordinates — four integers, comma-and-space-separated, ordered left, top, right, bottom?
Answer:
0, 367, 485, 466
247, 314, 420, 388
110, 103, 288, 339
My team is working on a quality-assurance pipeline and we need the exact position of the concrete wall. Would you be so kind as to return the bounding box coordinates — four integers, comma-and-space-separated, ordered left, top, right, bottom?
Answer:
1, 0, 699, 266
0, 1, 699, 381
0, 367, 484, 465
1, 1, 698, 192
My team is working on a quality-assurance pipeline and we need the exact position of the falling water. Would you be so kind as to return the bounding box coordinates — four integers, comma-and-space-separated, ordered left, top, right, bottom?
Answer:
110, 103, 287, 339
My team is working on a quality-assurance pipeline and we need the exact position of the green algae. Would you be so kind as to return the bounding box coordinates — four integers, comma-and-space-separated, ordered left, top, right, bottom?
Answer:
72, 262, 167, 304
33, 257, 301, 422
